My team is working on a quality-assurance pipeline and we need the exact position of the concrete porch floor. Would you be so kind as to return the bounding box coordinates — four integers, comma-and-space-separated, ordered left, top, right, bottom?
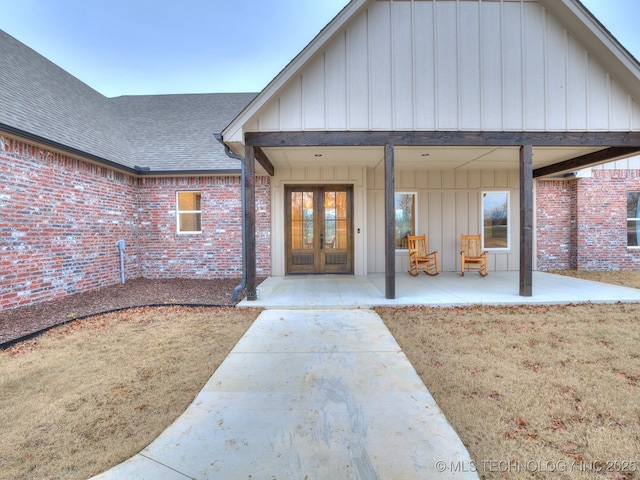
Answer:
237, 271, 640, 308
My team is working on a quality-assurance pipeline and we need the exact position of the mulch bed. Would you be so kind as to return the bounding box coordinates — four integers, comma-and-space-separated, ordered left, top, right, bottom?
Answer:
0, 278, 253, 347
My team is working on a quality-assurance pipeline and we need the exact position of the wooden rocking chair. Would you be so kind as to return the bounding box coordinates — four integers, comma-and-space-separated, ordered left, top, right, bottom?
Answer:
460, 234, 488, 277
407, 235, 439, 276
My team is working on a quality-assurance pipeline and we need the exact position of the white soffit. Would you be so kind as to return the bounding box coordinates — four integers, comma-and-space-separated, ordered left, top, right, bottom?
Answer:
261, 145, 607, 171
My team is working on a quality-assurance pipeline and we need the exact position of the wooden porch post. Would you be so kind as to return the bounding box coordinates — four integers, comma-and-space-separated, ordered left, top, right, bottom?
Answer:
385, 144, 396, 299
244, 145, 257, 300
520, 145, 533, 297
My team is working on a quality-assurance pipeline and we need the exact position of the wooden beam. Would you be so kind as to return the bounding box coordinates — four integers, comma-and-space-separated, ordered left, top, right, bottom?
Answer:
385, 144, 396, 300
246, 130, 640, 148
520, 145, 533, 297
533, 146, 640, 178
254, 147, 275, 176
244, 146, 257, 300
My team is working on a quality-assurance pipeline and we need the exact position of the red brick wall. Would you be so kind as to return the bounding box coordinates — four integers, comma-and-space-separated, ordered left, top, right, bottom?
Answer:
1, 135, 272, 312
575, 170, 640, 270
0, 136, 140, 311
536, 171, 640, 271
535, 179, 576, 270
137, 176, 271, 279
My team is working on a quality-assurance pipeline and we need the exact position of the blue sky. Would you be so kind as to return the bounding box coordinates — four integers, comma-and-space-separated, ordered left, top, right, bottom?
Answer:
0, 0, 638, 97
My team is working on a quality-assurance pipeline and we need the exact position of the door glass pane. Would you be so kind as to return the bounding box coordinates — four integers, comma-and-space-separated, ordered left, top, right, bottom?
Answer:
336, 192, 347, 249
324, 192, 336, 249
324, 191, 348, 250
303, 192, 314, 249
291, 191, 314, 249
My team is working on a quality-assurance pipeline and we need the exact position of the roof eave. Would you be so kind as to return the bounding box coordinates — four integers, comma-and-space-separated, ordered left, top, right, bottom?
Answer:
1, 124, 241, 177
0, 123, 140, 175
136, 169, 241, 177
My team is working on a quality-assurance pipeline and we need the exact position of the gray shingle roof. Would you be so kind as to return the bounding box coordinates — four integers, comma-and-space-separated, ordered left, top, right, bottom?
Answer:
0, 29, 255, 173
109, 93, 256, 172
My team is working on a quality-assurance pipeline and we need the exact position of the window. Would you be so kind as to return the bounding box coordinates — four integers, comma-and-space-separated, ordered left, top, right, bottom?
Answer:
395, 193, 416, 249
176, 191, 202, 233
627, 192, 640, 248
482, 191, 509, 250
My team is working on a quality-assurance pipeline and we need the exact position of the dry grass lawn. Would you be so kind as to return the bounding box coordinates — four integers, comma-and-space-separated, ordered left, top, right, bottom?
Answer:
1, 271, 639, 479
377, 302, 640, 479
0, 306, 260, 480
550, 270, 640, 290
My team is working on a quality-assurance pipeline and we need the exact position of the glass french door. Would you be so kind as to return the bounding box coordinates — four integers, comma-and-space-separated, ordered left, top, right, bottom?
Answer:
285, 185, 353, 274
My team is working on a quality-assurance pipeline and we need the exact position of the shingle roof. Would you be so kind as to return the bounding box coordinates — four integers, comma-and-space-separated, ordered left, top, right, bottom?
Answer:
0, 29, 256, 173
109, 93, 256, 172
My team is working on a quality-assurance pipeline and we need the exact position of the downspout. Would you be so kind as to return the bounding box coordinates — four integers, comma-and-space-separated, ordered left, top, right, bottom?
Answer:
214, 133, 246, 302
117, 239, 126, 284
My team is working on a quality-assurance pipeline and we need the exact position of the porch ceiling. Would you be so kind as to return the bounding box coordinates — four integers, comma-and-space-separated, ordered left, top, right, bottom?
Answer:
261, 145, 607, 174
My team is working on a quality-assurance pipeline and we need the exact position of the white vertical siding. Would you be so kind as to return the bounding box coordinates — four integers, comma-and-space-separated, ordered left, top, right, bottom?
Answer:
459, 1, 482, 129
545, 13, 568, 130
369, 2, 393, 129
302, 55, 326, 129
279, 79, 302, 130
346, 13, 370, 129
502, 2, 524, 130
588, 58, 609, 130
523, 2, 546, 130
480, 1, 503, 130
254, 0, 639, 133
392, 1, 414, 130
435, 1, 459, 129
414, 3, 436, 129
566, 36, 588, 130
325, 34, 348, 130
593, 154, 640, 171
367, 167, 521, 273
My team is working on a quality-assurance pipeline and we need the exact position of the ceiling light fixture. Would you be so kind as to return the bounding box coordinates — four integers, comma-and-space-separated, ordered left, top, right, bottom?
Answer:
314, 153, 323, 157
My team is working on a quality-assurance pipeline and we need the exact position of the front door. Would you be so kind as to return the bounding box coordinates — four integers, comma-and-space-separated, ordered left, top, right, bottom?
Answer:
285, 185, 353, 274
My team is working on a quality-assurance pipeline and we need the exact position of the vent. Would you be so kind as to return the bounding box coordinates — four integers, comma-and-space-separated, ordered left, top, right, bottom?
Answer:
325, 253, 347, 265
292, 253, 314, 265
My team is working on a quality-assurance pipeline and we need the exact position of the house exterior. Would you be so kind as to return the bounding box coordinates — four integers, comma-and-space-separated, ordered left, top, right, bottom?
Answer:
537, 157, 640, 271
2, 0, 640, 311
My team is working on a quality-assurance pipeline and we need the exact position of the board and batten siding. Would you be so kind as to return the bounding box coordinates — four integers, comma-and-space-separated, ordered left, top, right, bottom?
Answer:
592, 155, 640, 171
368, 167, 522, 273
252, 0, 640, 133
270, 164, 522, 275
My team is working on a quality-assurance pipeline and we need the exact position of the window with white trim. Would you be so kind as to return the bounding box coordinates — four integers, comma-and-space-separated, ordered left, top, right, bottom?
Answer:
395, 192, 416, 249
176, 191, 202, 234
627, 191, 640, 248
482, 191, 510, 250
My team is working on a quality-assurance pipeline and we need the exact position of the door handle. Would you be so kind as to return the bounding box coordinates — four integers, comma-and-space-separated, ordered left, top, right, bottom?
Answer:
320, 232, 324, 250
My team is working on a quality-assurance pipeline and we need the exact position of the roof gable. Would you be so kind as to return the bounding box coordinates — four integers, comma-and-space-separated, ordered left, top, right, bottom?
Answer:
223, 0, 640, 146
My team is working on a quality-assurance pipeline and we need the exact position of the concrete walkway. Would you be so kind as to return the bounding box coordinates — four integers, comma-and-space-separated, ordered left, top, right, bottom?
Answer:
92, 272, 640, 479
91, 309, 478, 479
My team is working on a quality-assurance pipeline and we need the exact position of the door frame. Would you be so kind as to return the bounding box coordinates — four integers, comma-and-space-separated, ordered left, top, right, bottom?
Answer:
284, 184, 354, 275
